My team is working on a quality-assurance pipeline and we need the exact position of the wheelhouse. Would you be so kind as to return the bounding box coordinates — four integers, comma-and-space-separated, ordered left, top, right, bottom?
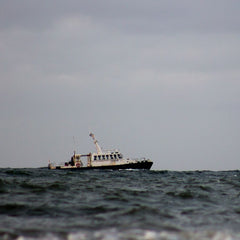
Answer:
92, 151, 123, 161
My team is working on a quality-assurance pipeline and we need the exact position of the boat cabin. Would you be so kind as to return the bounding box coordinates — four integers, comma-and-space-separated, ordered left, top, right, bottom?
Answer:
92, 151, 123, 161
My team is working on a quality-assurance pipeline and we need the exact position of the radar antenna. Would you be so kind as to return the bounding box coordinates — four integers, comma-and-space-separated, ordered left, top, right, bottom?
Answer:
89, 132, 103, 154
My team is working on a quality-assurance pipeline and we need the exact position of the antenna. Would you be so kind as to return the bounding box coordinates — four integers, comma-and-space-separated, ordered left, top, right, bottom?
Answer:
73, 136, 77, 155
89, 132, 103, 154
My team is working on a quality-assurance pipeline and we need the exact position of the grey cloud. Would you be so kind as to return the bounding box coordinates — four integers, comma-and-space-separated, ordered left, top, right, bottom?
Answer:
0, 0, 240, 170
1, 0, 240, 34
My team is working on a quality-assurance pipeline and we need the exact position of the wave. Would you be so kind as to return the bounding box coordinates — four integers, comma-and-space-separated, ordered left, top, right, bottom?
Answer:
4, 169, 33, 176
1, 229, 240, 240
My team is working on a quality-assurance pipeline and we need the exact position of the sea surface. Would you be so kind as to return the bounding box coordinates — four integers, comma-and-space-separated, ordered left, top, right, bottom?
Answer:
0, 169, 240, 240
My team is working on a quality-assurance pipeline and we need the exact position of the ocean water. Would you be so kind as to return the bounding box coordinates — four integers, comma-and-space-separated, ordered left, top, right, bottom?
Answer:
0, 169, 240, 240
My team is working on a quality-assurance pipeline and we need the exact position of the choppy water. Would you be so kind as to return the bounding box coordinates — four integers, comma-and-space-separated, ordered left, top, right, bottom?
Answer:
1, 169, 240, 240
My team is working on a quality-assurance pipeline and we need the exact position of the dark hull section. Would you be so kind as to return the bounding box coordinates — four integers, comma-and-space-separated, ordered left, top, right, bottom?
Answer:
55, 161, 153, 170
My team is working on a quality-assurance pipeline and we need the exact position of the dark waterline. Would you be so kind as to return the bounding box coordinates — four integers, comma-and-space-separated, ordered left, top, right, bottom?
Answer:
0, 168, 240, 239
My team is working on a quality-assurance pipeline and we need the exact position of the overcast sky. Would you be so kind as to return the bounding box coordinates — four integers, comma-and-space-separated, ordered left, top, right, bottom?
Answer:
1, 0, 240, 170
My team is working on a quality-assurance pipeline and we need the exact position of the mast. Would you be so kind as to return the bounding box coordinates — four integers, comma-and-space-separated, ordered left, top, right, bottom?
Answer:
89, 132, 103, 154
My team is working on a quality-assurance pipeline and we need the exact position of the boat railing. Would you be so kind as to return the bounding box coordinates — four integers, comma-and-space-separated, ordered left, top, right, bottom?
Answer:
99, 149, 119, 154
132, 157, 150, 161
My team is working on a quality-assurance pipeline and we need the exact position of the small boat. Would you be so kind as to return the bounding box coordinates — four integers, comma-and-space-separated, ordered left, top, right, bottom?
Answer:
48, 133, 153, 170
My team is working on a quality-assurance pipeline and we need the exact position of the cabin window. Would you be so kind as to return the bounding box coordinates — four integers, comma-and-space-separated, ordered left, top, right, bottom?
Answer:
106, 155, 109, 159
114, 154, 117, 159
110, 155, 113, 159
98, 156, 101, 160
118, 154, 122, 159
94, 156, 97, 160
102, 155, 105, 160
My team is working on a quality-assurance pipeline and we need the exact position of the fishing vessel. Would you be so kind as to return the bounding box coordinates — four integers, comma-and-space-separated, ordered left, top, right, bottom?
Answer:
48, 133, 153, 170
